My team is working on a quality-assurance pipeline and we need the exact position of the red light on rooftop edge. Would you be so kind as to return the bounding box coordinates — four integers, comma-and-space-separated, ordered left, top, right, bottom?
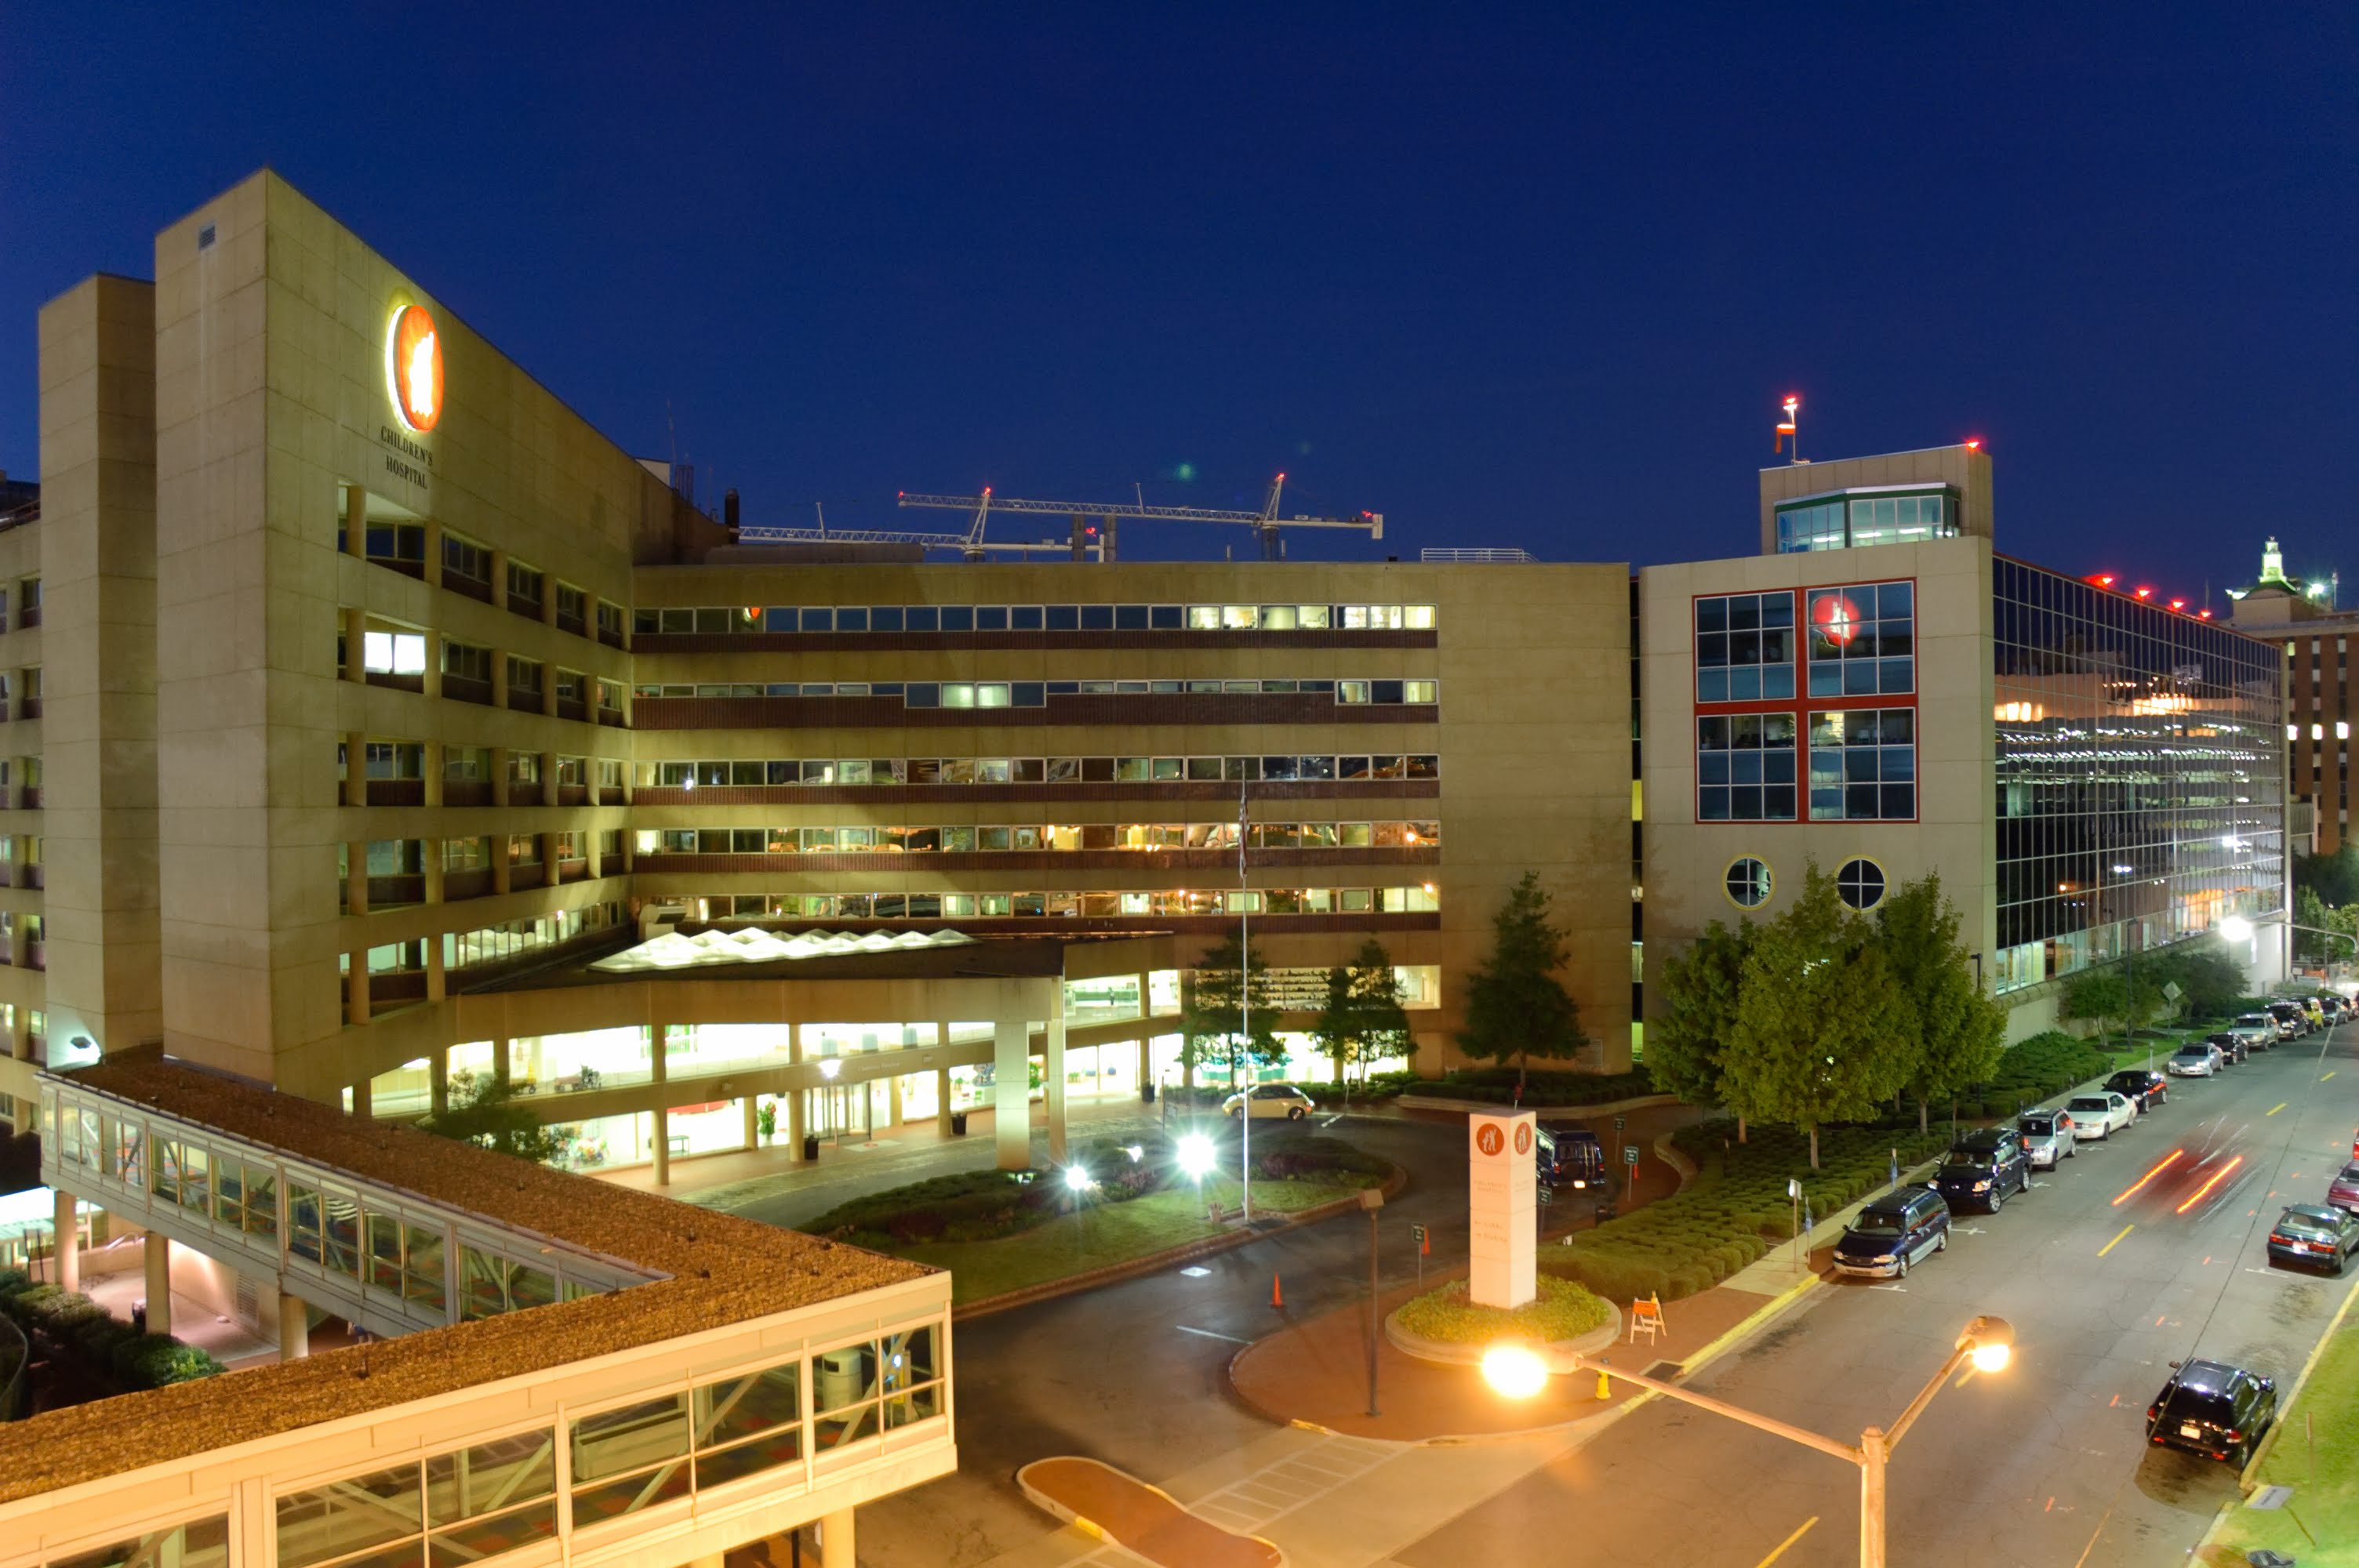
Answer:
2199, 609, 2214, 619
2170, 599, 2186, 612
1965, 438, 1983, 450
2135, 587, 2153, 600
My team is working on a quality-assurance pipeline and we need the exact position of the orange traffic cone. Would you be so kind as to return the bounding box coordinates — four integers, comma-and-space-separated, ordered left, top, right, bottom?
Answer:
1270, 1274, 1284, 1309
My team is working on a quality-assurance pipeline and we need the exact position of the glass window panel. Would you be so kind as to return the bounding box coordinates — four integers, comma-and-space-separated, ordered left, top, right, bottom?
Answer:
427, 1502, 556, 1568
572, 1395, 692, 1483
54, 1519, 231, 1568
275, 1464, 421, 1568
569, 1461, 691, 1526
694, 1433, 803, 1491
426, 1430, 555, 1525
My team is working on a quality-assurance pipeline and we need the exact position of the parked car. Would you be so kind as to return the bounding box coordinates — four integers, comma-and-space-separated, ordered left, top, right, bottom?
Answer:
2204, 1031, 2248, 1065
2266, 1002, 2310, 1039
2106, 1069, 2168, 1109
2146, 1361, 2277, 1465
2066, 1091, 2137, 1139
2301, 996, 2328, 1028
1931, 1128, 2032, 1213
1536, 1124, 1608, 1191
2168, 1044, 2220, 1077
2268, 1203, 2359, 1275
2328, 1160, 2359, 1216
1222, 1084, 1315, 1120
1832, 1186, 1951, 1279
2017, 1109, 2078, 1167
2231, 1014, 2281, 1051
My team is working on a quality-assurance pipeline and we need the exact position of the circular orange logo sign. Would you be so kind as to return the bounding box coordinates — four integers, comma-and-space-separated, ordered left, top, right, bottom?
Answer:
1475, 1124, 1505, 1157
387, 305, 444, 433
1514, 1123, 1532, 1156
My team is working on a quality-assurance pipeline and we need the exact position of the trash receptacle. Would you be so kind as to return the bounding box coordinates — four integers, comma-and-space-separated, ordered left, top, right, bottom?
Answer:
1141, 1082, 1156, 1105
801, 1133, 820, 1162
950, 1111, 969, 1136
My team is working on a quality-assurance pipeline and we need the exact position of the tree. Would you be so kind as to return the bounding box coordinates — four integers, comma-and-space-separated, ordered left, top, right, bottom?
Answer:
2059, 961, 2164, 1040
1649, 918, 1754, 1141
2295, 843, 2359, 909
2296, 886, 2341, 966
1310, 938, 1416, 1084
1721, 863, 1915, 1169
2146, 937, 2255, 1014
1179, 924, 1281, 1093
418, 1076, 561, 1164
1876, 873, 2006, 1134
1456, 873, 1587, 1087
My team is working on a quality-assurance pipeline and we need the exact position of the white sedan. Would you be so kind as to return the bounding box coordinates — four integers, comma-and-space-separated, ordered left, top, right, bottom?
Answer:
2064, 1091, 2136, 1139
1222, 1085, 1317, 1121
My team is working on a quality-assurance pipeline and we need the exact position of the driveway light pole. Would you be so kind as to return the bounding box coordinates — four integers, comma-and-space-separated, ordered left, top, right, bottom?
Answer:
1481, 1315, 2015, 1568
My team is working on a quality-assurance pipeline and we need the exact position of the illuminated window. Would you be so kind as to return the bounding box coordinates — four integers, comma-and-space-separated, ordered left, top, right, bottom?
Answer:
1725, 857, 1772, 908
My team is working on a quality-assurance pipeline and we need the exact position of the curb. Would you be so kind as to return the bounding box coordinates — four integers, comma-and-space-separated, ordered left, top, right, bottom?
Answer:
1394, 1092, 1677, 1117
2238, 1265, 2359, 1486
1383, 1298, 1623, 1372
953, 1160, 1410, 1322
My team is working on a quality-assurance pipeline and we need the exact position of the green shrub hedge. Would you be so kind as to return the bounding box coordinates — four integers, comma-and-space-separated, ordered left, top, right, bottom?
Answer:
1538, 1120, 1953, 1305
0, 1268, 225, 1389
1408, 1068, 1660, 1106
1394, 1273, 1612, 1345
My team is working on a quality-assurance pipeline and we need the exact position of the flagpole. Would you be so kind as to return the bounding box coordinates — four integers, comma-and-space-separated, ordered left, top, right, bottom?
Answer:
1239, 776, 1252, 1224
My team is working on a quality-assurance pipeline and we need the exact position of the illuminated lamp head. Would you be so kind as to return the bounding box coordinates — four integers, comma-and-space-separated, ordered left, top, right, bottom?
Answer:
386, 304, 445, 433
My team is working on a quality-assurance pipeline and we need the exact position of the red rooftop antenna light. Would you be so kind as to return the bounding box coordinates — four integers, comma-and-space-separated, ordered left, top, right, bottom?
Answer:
1774, 394, 1801, 460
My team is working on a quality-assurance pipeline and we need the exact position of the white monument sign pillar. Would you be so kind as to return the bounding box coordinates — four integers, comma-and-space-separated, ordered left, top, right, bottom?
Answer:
1468, 1109, 1536, 1308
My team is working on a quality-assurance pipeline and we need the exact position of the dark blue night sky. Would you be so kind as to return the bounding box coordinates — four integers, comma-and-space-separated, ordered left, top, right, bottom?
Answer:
4, 4, 2352, 597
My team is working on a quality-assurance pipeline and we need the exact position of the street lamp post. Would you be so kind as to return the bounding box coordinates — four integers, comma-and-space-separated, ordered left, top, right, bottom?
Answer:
1482, 1315, 2015, 1568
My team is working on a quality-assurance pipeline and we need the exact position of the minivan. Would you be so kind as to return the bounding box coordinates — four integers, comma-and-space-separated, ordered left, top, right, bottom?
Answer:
1832, 1187, 1951, 1279
1931, 1128, 2032, 1212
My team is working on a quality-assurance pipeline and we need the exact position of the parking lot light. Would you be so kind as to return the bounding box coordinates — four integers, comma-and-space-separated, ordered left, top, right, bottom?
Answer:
1177, 1133, 1216, 1179
1063, 1164, 1092, 1192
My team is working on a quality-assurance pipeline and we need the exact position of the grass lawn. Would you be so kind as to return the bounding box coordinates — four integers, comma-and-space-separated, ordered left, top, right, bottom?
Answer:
897, 1172, 1373, 1304
2208, 1307, 2359, 1566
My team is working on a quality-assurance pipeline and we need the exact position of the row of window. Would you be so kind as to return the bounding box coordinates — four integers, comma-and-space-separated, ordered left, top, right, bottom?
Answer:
648, 753, 1441, 787
631, 676, 1440, 707
0, 575, 38, 633
352, 742, 627, 789
635, 602, 1436, 636
358, 905, 629, 978
346, 627, 629, 710
684, 885, 1441, 920
1694, 581, 1917, 702
1774, 490, 1955, 554
358, 521, 627, 638
1722, 855, 1888, 910
636, 819, 1440, 855
1696, 707, 1918, 822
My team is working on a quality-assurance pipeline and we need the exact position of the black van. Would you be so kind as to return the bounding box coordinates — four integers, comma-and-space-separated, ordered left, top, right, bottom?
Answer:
1535, 1125, 1608, 1191
1833, 1187, 1951, 1279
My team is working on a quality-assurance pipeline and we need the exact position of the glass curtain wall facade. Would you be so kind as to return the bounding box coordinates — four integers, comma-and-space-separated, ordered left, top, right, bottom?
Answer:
1992, 557, 2284, 992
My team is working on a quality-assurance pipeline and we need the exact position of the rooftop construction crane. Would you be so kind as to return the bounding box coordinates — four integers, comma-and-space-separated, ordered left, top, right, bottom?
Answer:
896, 474, 1383, 561
733, 497, 1099, 561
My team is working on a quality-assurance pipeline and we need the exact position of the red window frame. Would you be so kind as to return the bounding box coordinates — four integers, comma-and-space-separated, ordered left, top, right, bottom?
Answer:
1690, 578, 1921, 826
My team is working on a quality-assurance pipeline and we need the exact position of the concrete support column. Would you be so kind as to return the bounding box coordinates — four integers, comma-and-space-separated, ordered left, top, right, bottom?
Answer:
342, 485, 366, 557
652, 1023, 670, 1085
423, 846, 445, 906
788, 1026, 808, 1159
742, 1094, 759, 1149
351, 1075, 373, 1118
342, 606, 367, 683
820, 1508, 856, 1568
421, 629, 443, 701
889, 1073, 904, 1127
347, 840, 370, 915
936, 1065, 953, 1136
430, 1051, 449, 1116
491, 655, 508, 714
1137, 1037, 1153, 1097
278, 1292, 309, 1361
343, 731, 368, 807
541, 750, 558, 804
346, 955, 370, 1025
50, 1189, 78, 1293
993, 1018, 1030, 1171
492, 1035, 511, 1091
489, 549, 510, 610
421, 518, 443, 587
652, 1104, 671, 1187
425, 937, 446, 1003
423, 739, 445, 805
1045, 1015, 1068, 1165
493, 840, 512, 896
489, 746, 511, 808
144, 1232, 172, 1335
10, 1004, 31, 1061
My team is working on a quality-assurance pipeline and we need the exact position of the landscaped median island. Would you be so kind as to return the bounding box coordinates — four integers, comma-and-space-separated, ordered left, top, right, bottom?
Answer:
2209, 1305, 2359, 1566
798, 1130, 1393, 1306
1392, 1274, 1612, 1345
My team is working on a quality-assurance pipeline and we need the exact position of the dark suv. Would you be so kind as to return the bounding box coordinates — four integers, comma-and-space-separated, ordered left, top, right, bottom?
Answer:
2146, 1360, 2277, 1465
2205, 1031, 2248, 1065
1832, 1186, 1951, 1280
1932, 1128, 2032, 1213
2106, 1069, 2169, 1110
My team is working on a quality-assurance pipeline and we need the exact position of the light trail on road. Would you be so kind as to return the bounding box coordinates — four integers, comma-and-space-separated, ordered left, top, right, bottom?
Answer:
2175, 1153, 2245, 1214
2112, 1148, 2183, 1205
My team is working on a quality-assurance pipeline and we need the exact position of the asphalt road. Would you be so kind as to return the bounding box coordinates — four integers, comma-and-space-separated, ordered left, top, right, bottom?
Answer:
855, 1111, 1479, 1568
1392, 1023, 2359, 1568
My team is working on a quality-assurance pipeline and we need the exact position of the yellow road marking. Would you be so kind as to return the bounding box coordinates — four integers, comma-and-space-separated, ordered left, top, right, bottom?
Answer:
2267, 1102, 2288, 1116
2099, 1224, 2135, 1257
1754, 1515, 1819, 1567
